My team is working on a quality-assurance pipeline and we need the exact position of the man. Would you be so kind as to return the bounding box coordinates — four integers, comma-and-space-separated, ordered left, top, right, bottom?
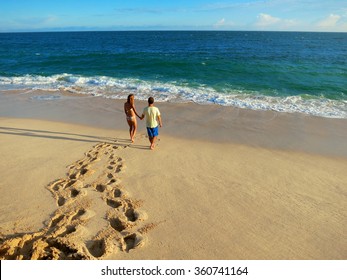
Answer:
140, 97, 162, 150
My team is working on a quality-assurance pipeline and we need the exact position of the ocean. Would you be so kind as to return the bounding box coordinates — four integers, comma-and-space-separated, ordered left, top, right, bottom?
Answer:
0, 31, 346, 118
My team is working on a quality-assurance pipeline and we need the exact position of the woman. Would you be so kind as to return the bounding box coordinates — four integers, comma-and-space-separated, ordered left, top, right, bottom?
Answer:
124, 94, 141, 143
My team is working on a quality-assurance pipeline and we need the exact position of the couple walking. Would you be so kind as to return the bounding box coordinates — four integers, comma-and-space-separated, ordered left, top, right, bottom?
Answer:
124, 94, 162, 150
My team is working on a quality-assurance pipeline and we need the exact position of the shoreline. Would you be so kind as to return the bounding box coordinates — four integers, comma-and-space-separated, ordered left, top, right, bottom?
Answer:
1, 89, 347, 158
0, 90, 347, 259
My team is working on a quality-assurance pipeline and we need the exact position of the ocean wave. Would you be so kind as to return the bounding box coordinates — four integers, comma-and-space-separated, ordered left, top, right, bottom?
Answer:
1, 74, 346, 119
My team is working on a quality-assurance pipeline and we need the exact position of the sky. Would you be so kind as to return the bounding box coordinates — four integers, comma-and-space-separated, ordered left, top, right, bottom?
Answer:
0, 0, 346, 32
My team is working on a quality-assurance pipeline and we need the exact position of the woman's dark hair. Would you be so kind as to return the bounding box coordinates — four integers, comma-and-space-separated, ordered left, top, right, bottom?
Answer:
127, 94, 134, 103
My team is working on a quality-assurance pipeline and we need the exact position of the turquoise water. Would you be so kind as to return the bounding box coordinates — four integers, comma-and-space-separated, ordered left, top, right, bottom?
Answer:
0, 31, 346, 118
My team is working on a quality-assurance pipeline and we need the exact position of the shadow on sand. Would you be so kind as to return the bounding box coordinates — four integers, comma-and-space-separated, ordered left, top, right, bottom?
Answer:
0, 126, 149, 150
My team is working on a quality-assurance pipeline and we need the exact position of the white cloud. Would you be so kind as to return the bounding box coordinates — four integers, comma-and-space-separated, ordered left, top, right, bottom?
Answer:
317, 14, 341, 28
254, 13, 299, 30
213, 18, 239, 29
15, 16, 58, 27
214, 18, 226, 28
256, 13, 281, 27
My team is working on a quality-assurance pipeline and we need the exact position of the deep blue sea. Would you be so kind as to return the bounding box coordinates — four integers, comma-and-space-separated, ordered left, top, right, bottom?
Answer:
0, 31, 346, 118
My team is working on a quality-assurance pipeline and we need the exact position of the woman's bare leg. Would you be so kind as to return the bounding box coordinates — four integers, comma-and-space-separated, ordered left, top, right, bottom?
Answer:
131, 121, 137, 143
127, 120, 137, 143
127, 120, 134, 142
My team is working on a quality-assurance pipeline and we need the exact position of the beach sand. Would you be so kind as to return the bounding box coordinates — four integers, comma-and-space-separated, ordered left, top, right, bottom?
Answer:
0, 90, 346, 260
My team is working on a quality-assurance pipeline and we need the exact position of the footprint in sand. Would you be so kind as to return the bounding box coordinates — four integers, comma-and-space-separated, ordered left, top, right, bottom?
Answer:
0, 142, 156, 260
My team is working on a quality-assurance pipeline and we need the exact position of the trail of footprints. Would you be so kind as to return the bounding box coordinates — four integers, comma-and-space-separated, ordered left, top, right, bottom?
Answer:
0, 143, 155, 260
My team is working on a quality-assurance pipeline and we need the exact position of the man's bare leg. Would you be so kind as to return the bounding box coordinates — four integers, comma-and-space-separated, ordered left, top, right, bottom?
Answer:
149, 136, 157, 150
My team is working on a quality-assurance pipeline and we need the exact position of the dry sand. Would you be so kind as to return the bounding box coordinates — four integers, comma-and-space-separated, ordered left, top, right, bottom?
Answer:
0, 90, 346, 260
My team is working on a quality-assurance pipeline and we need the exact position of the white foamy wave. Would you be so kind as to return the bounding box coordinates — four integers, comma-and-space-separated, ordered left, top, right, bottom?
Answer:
1, 74, 346, 119
0, 75, 60, 87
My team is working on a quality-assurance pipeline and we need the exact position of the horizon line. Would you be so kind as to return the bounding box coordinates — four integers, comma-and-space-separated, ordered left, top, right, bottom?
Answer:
1, 29, 346, 34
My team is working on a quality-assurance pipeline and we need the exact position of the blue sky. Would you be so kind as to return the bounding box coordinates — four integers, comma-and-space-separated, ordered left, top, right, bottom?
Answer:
0, 0, 346, 32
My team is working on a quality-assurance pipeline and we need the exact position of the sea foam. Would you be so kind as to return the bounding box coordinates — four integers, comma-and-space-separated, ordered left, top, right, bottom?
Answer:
1, 74, 346, 119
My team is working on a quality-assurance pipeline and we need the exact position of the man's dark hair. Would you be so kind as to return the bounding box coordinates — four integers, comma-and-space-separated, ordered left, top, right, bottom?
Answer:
148, 97, 154, 105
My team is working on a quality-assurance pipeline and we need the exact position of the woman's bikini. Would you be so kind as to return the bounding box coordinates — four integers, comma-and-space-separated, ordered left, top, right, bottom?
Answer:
125, 107, 135, 121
